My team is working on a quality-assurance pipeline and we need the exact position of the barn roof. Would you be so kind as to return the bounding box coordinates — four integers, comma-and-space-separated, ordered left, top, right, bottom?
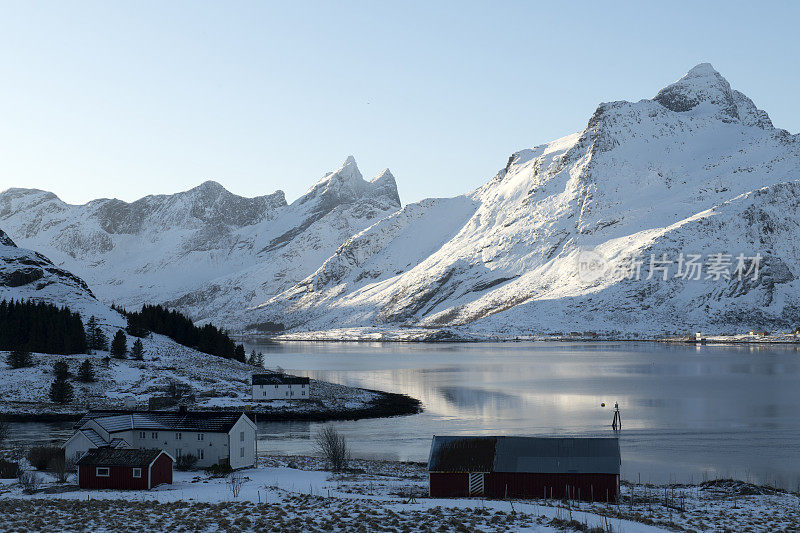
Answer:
74, 410, 246, 433
252, 373, 310, 385
77, 448, 168, 467
428, 436, 621, 474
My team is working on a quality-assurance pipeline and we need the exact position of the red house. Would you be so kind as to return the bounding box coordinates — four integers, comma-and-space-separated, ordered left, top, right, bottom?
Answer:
77, 448, 174, 490
428, 436, 621, 502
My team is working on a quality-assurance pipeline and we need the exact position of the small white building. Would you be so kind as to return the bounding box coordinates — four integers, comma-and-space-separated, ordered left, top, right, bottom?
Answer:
251, 373, 310, 401
63, 409, 256, 469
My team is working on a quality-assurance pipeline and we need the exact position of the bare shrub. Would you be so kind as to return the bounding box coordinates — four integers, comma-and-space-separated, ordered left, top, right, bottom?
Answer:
27, 446, 63, 471
18, 469, 42, 494
0, 459, 19, 479
49, 454, 75, 483
227, 473, 245, 498
175, 453, 198, 471
314, 426, 350, 472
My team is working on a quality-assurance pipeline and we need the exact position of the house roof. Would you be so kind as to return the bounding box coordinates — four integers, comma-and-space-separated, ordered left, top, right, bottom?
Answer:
252, 373, 309, 385
428, 436, 621, 474
77, 448, 168, 468
74, 410, 247, 434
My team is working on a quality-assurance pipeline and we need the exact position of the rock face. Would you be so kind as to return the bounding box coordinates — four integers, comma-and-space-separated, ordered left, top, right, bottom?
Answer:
0, 227, 118, 322
249, 64, 800, 336
0, 157, 402, 327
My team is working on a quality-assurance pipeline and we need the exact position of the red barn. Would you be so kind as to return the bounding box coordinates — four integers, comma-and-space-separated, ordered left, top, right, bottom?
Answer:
77, 448, 174, 490
428, 436, 621, 502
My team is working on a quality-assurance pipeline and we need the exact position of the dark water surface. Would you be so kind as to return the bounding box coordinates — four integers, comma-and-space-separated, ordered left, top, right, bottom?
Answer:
247, 341, 800, 489
12, 341, 800, 489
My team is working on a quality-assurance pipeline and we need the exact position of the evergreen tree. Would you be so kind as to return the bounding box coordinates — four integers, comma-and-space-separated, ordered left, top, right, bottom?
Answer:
77, 359, 95, 383
125, 314, 149, 338
110, 330, 127, 359
255, 351, 264, 368
234, 344, 246, 363
85, 316, 108, 353
130, 338, 144, 360
53, 360, 69, 381
6, 349, 33, 369
0, 299, 86, 354
247, 350, 257, 366
49, 377, 74, 404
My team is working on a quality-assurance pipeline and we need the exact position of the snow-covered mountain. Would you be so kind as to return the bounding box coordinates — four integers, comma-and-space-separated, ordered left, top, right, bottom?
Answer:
0, 157, 401, 325
250, 64, 800, 336
0, 227, 119, 323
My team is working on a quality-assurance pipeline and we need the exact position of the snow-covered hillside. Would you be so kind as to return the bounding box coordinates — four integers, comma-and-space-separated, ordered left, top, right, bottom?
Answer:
250, 64, 800, 336
0, 157, 401, 327
0, 228, 120, 325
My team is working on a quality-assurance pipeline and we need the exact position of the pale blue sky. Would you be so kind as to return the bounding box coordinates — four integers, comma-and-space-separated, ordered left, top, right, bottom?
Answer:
1, 1, 798, 206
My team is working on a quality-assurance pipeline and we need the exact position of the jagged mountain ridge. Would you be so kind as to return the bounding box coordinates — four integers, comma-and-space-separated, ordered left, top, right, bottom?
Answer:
0, 157, 402, 317
248, 64, 800, 335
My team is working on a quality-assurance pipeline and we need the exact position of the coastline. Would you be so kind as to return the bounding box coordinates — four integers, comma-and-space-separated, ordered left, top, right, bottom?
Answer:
0, 388, 422, 424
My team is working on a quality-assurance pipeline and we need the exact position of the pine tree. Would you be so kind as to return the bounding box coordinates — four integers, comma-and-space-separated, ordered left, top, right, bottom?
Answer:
255, 351, 264, 368
247, 350, 257, 366
110, 330, 127, 359
77, 359, 95, 383
53, 360, 69, 381
85, 316, 98, 353
234, 344, 246, 363
85, 316, 108, 353
6, 349, 33, 369
49, 377, 74, 404
130, 338, 144, 361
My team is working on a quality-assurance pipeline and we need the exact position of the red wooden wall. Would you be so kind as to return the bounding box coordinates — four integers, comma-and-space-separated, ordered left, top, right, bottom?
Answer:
79, 465, 149, 490
430, 472, 619, 502
79, 454, 173, 490
149, 453, 173, 488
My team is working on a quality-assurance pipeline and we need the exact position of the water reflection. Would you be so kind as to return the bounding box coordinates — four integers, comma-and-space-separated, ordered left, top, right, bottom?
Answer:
247, 341, 800, 489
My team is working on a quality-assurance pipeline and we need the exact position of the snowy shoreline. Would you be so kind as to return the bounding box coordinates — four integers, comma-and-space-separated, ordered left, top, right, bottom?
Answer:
0, 333, 422, 423
248, 329, 800, 344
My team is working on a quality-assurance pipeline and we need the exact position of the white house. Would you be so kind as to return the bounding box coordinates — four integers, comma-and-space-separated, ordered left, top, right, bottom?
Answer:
251, 373, 311, 401
63, 409, 257, 469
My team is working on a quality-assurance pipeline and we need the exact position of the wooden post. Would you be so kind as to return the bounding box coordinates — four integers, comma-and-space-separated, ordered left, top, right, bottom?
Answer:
612, 402, 622, 430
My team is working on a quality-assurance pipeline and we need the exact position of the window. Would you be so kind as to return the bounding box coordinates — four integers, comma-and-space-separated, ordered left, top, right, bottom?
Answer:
176, 448, 182, 457
240, 431, 245, 442
197, 433, 204, 441
96, 467, 110, 477
301, 384, 305, 388
198, 449, 204, 460
132, 468, 142, 478
263, 391, 266, 397
139, 431, 146, 439
151, 432, 158, 439
240, 447, 245, 458
274, 384, 278, 388
176, 432, 182, 440
301, 391, 305, 396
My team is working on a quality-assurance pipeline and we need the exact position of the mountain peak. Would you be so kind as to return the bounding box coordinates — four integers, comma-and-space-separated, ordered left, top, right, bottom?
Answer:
336, 156, 363, 181
653, 62, 740, 119
685, 62, 719, 77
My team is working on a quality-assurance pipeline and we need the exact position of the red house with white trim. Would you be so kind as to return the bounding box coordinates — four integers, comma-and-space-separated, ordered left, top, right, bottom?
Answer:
77, 448, 174, 490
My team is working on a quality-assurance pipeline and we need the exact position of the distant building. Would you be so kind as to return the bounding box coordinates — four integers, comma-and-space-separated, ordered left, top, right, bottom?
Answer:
428, 436, 621, 502
63, 410, 256, 469
251, 373, 310, 401
77, 448, 173, 490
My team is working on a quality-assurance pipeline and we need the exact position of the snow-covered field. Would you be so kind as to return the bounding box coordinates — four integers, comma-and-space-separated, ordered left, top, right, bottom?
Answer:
0, 455, 796, 532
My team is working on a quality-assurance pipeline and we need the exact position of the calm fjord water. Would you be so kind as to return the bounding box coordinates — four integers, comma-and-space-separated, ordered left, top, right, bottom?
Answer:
248, 341, 800, 488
